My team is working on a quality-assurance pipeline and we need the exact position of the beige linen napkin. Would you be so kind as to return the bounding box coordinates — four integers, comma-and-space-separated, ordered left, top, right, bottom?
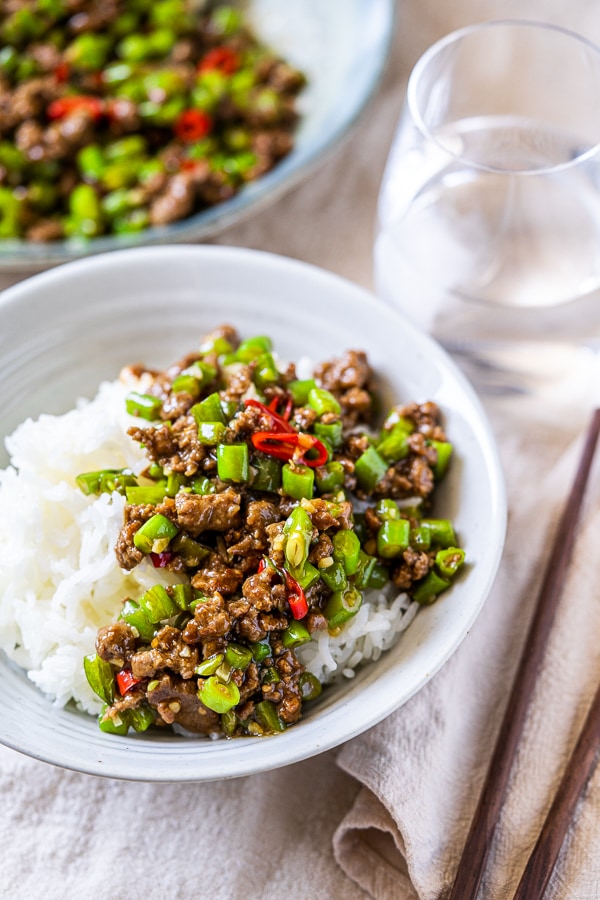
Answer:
333, 402, 600, 900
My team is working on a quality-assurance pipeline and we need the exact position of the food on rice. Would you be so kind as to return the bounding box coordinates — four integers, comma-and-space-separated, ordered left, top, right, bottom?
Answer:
0, 325, 465, 738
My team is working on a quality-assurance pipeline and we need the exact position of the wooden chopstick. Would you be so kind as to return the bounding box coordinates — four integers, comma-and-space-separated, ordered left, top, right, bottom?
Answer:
448, 407, 600, 900
513, 677, 600, 899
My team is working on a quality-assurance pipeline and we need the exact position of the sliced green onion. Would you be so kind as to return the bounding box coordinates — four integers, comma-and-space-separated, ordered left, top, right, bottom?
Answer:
282, 463, 314, 500
224, 642, 253, 671
332, 529, 361, 575
255, 700, 286, 733
282, 621, 311, 649
217, 443, 249, 482
298, 672, 322, 702
139, 584, 178, 623
324, 586, 363, 630
288, 378, 316, 406
412, 570, 451, 605
435, 547, 465, 578
354, 446, 388, 492
198, 675, 240, 713
84, 653, 115, 704
377, 519, 410, 558
308, 387, 341, 416
126, 484, 167, 505
221, 709, 237, 736
98, 704, 129, 735
283, 505, 313, 570
126, 391, 162, 421
118, 599, 155, 641
133, 513, 179, 554
195, 653, 224, 677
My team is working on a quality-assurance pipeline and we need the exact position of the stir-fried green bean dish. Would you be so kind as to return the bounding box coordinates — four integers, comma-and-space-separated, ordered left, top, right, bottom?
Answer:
0, 1, 305, 241
81, 326, 466, 738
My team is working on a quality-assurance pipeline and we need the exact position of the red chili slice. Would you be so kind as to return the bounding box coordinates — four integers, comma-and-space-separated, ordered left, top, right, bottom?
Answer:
268, 394, 293, 422
198, 46, 240, 75
284, 572, 309, 620
251, 431, 328, 468
116, 669, 142, 696
174, 109, 213, 143
47, 95, 104, 121
257, 558, 308, 620
53, 62, 70, 84
244, 398, 295, 433
150, 551, 174, 568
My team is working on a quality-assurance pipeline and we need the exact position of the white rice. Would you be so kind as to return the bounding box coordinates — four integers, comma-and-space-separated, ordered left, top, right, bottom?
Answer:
0, 377, 420, 717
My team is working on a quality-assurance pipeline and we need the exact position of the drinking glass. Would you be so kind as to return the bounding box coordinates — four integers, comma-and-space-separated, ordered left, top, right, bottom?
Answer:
374, 20, 600, 393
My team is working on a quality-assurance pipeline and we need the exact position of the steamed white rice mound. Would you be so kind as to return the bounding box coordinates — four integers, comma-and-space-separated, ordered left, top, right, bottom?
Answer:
0, 377, 420, 719
0, 379, 183, 715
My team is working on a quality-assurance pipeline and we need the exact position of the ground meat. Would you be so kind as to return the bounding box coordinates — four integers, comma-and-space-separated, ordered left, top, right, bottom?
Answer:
307, 498, 353, 532
315, 350, 373, 427
392, 547, 433, 590
96, 622, 137, 667
149, 172, 196, 226
241, 568, 287, 612
376, 456, 435, 500
130, 626, 199, 680
226, 500, 282, 556
147, 673, 220, 735
183, 592, 232, 642
175, 488, 242, 535
128, 423, 178, 466
191, 554, 245, 595
114, 498, 178, 570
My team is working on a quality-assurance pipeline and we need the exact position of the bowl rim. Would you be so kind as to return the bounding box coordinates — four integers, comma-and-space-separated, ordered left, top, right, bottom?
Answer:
0, 245, 507, 781
0, 0, 396, 272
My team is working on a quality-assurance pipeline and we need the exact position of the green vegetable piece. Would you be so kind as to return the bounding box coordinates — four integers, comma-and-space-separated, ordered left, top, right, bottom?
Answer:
210, 5, 243, 36
165, 472, 187, 497
68, 183, 102, 234
324, 587, 363, 630
101, 62, 134, 85
315, 460, 345, 493
77, 144, 105, 182
195, 653, 224, 677
412, 570, 451, 605
117, 33, 151, 62
250, 455, 282, 492
171, 583, 193, 610
250, 639, 271, 663
377, 421, 414, 463
320, 560, 348, 593
105, 136, 147, 161
191, 476, 216, 495
221, 709, 237, 736
76, 468, 136, 497
431, 440, 453, 479
126, 391, 162, 421
198, 676, 240, 713
199, 334, 233, 356
125, 484, 167, 505
282, 621, 311, 649
119, 599, 155, 641
224, 643, 253, 671
217, 443, 249, 482
236, 335, 272, 362
314, 421, 343, 451
98, 705, 129, 735
133, 514, 179, 554
410, 525, 432, 551
377, 519, 410, 558
65, 32, 110, 70
170, 532, 211, 565
197, 422, 227, 445
261, 666, 280, 685
283, 505, 313, 570
288, 379, 316, 406
0, 187, 22, 238
139, 584, 179, 623
129, 707, 155, 733
84, 653, 115, 704
354, 446, 388, 492
298, 672, 322, 702
332, 529, 361, 575
282, 463, 314, 500
171, 374, 201, 398
368, 560, 389, 589
435, 547, 465, 578
308, 387, 341, 416
190, 391, 226, 424
147, 27, 176, 56
375, 498, 400, 521
287, 560, 320, 591
253, 352, 279, 389
255, 700, 286, 733
421, 518, 457, 548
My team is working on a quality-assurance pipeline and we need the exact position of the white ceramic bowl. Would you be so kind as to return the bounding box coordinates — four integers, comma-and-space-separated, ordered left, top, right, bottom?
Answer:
0, 246, 506, 781
0, 0, 394, 272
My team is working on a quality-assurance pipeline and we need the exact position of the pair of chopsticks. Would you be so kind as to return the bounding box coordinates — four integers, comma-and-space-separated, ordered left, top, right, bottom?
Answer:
449, 408, 600, 900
